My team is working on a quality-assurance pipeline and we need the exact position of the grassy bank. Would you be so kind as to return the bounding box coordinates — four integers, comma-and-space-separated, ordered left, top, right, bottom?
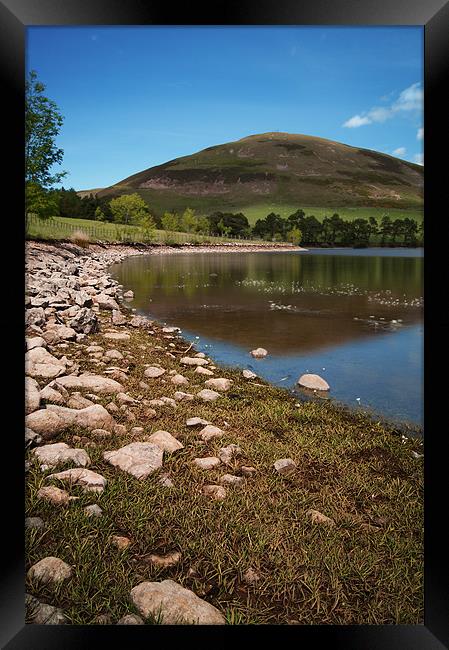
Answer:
26, 215, 265, 246
25, 297, 424, 624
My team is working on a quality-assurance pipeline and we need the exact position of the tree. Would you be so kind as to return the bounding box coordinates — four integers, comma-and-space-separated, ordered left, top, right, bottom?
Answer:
180, 208, 197, 233
94, 206, 107, 222
380, 215, 392, 245
402, 218, 418, 246
287, 228, 302, 245
109, 193, 149, 225
26, 183, 59, 220
25, 70, 66, 220
138, 214, 156, 242
161, 211, 180, 233
391, 219, 405, 245
351, 218, 371, 247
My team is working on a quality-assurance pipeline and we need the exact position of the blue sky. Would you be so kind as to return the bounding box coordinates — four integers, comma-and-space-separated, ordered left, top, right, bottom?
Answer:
26, 26, 423, 190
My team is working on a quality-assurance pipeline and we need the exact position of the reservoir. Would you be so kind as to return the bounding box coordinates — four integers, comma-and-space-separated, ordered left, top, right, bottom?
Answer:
110, 248, 423, 430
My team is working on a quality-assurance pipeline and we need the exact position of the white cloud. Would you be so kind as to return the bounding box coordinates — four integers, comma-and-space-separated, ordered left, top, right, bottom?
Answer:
417, 127, 424, 140
393, 147, 406, 156
414, 153, 424, 165
343, 114, 372, 128
343, 82, 423, 128
392, 83, 423, 113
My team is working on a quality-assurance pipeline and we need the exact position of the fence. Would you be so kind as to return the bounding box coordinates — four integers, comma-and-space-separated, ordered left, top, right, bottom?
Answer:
25, 215, 269, 245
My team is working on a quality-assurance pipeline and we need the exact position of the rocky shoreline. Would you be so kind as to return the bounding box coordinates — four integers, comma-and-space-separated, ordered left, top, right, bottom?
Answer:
24, 239, 423, 626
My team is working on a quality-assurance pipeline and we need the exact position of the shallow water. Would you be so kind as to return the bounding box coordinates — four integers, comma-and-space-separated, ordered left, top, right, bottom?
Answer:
110, 248, 423, 429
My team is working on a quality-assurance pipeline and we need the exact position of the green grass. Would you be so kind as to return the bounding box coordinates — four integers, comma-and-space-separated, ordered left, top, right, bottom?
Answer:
26, 310, 423, 625
25, 215, 265, 245
237, 204, 424, 226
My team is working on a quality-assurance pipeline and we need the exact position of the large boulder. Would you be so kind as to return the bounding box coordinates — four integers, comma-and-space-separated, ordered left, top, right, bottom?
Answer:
25, 377, 41, 414
130, 580, 225, 625
69, 308, 99, 334
25, 307, 46, 328
104, 442, 163, 479
54, 373, 124, 394
250, 348, 268, 358
204, 378, 232, 392
27, 557, 72, 586
93, 293, 120, 311
297, 374, 330, 391
25, 347, 67, 379
32, 442, 90, 471
47, 467, 107, 493
180, 357, 209, 367
147, 431, 184, 452
26, 404, 115, 438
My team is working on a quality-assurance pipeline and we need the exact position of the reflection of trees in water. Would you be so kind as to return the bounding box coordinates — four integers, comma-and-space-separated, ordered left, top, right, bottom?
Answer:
112, 253, 423, 313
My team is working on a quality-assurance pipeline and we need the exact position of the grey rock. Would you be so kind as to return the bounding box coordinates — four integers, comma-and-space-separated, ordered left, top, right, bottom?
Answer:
27, 404, 115, 438
144, 366, 166, 378
174, 391, 194, 401
193, 456, 221, 470
25, 427, 42, 447
40, 385, 66, 405
26, 336, 47, 350
37, 485, 70, 505
199, 425, 224, 442
202, 485, 227, 501
25, 517, 45, 529
27, 556, 72, 585
204, 378, 232, 392
130, 579, 225, 625
194, 366, 214, 376
26, 307, 46, 328
104, 442, 164, 479
219, 474, 244, 486
219, 445, 242, 465
297, 373, 330, 391
25, 347, 67, 379
47, 468, 107, 493
93, 293, 120, 311
307, 509, 336, 526
274, 458, 297, 476
69, 307, 99, 334
197, 389, 221, 402
54, 373, 124, 394
147, 430, 184, 452
171, 374, 189, 386
84, 504, 103, 517
111, 310, 127, 326
26, 594, 67, 625
117, 614, 144, 625
32, 442, 90, 471
25, 377, 41, 414
250, 348, 268, 358
186, 417, 210, 427
180, 357, 209, 366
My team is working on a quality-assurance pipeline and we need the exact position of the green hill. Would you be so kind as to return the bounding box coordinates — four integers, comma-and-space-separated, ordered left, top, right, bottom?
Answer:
93, 132, 424, 222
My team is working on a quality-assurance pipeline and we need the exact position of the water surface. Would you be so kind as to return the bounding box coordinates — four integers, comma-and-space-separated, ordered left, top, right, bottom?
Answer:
110, 248, 423, 429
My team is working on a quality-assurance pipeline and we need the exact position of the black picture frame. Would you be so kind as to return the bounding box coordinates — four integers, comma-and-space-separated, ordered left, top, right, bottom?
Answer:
1, 1, 448, 647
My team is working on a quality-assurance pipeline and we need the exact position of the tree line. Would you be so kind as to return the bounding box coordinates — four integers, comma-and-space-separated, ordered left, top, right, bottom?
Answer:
50, 190, 423, 247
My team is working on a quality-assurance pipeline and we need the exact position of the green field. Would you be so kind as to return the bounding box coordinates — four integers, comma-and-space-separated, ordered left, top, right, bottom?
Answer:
25, 215, 263, 244
224, 204, 424, 226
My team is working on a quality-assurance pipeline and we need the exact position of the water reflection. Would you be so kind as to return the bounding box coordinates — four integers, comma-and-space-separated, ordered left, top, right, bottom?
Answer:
110, 249, 423, 427
111, 251, 423, 355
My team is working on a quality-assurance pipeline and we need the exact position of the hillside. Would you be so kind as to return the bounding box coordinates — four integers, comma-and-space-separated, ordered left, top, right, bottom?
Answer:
93, 132, 424, 219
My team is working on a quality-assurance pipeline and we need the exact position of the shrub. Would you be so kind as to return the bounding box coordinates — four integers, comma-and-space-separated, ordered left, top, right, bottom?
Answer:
69, 229, 90, 248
